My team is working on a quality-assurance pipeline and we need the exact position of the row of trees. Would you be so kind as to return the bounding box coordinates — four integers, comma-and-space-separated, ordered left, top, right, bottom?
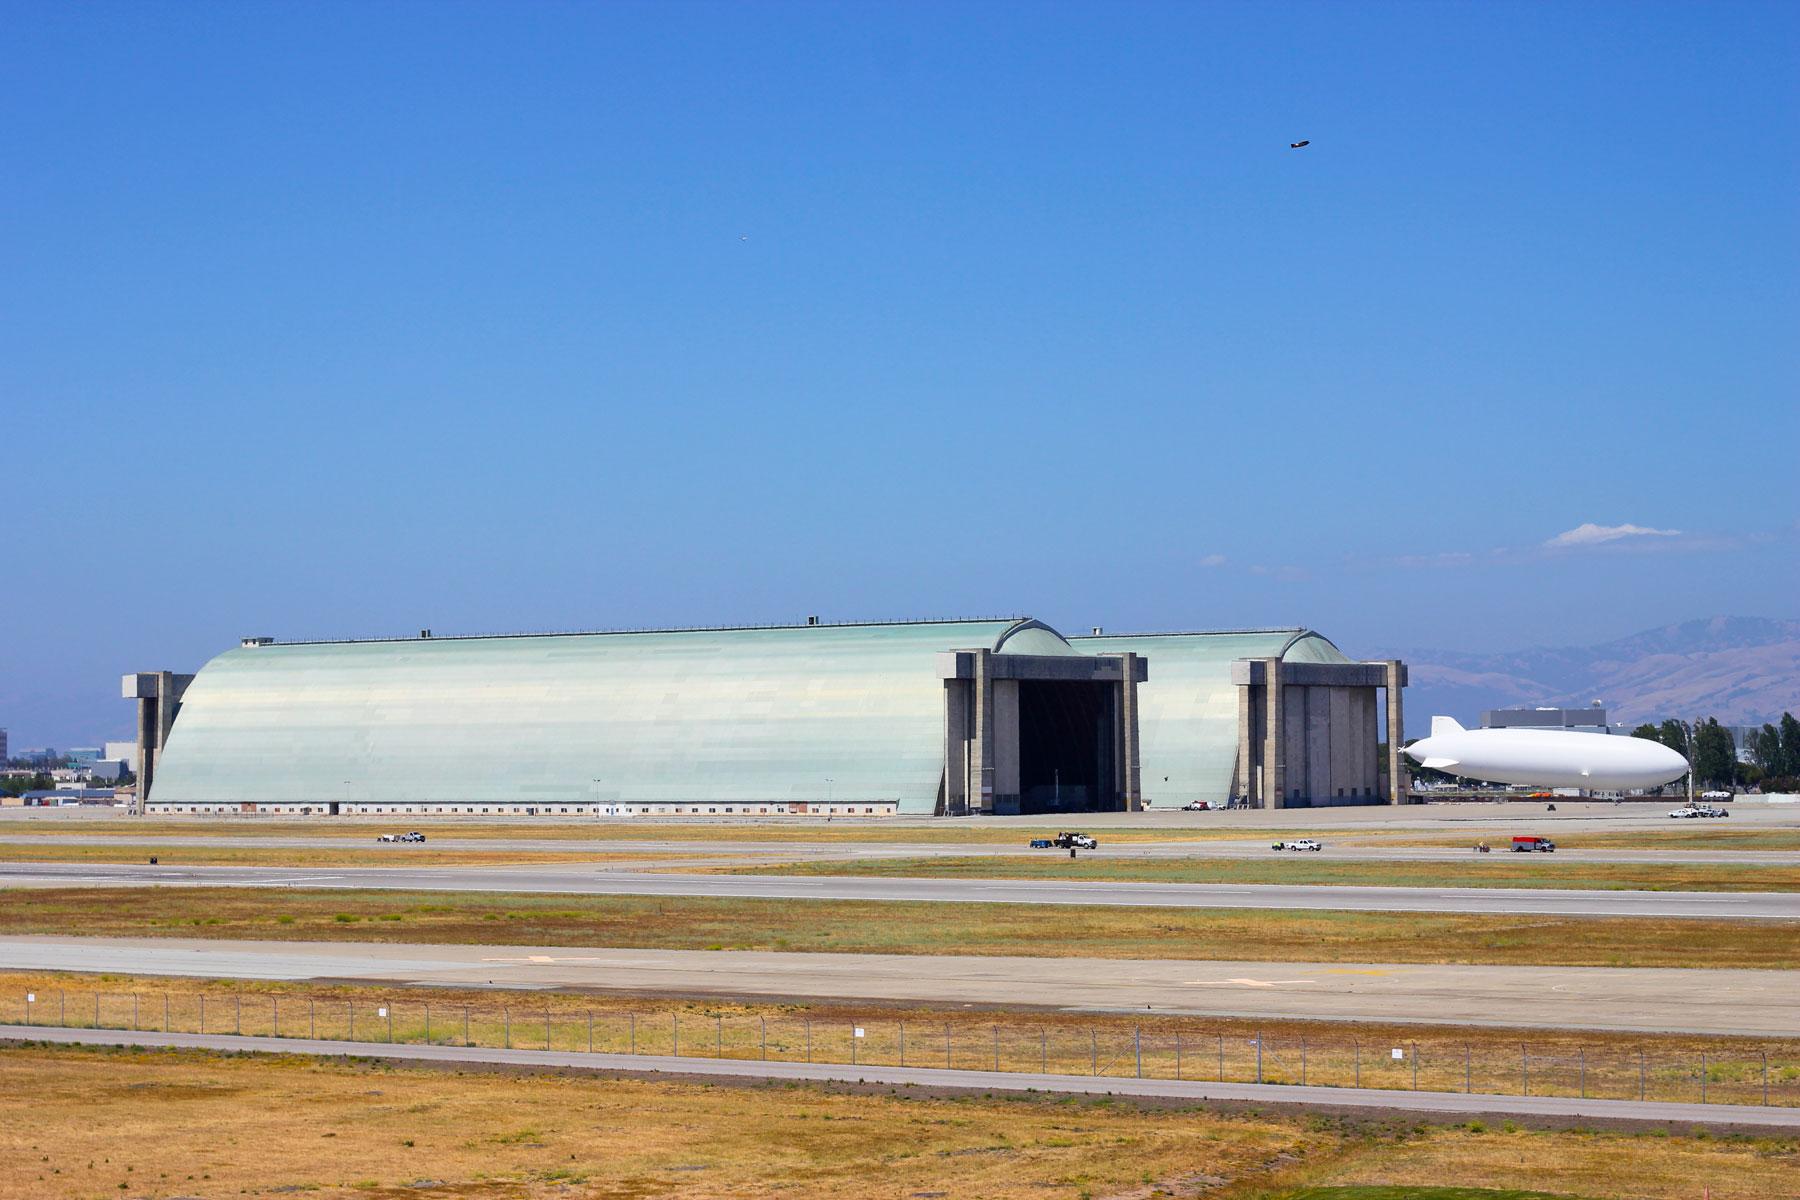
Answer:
1630, 713, 1800, 790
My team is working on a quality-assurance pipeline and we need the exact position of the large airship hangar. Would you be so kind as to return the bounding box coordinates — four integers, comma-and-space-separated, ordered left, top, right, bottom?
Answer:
124, 617, 1410, 817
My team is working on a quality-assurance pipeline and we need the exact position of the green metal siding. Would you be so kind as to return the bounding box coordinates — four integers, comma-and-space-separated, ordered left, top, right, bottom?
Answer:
152, 619, 1066, 813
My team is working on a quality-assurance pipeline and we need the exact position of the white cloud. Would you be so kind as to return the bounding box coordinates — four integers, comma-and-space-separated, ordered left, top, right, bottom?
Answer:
1544, 522, 1681, 549
1198, 554, 1227, 568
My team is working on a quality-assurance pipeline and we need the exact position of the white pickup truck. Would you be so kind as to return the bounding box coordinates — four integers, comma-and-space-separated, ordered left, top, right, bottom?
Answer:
1271, 838, 1323, 852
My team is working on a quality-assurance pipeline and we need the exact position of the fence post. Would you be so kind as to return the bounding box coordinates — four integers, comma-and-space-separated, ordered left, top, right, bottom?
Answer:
948, 1024, 954, 1071
852, 1024, 857, 1067
274, 997, 279, 1039
1175, 1031, 1181, 1080
236, 993, 241, 1036
1411, 1042, 1418, 1090
308, 997, 314, 1040
1220, 1033, 1225, 1083
673, 1013, 679, 1058
1522, 1044, 1528, 1096
1465, 1043, 1471, 1093
1256, 1031, 1262, 1085
1579, 1047, 1585, 1099
1355, 1039, 1360, 1088
348, 1001, 353, 1042
762, 1017, 768, 1062
504, 1007, 509, 1050
60, 990, 66, 1027
1301, 1037, 1307, 1086
717, 1015, 722, 1058
587, 1011, 593, 1054
96, 992, 101, 1028
1701, 1051, 1707, 1103
1763, 1051, 1769, 1106
198, 994, 204, 1034
544, 1010, 550, 1052
802, 1017, 808, 1063
994, 1025, 1000, 1073
424, 1004, 430, 1044
389, 1005, 395, 1044
897, 1020, 903, 1067
1639, 1048, 1645, 1101
629, 1012, 635, 1055
1091, 1028, 1097, 1076
1042, 1027, 1048, 1073
133, 993, 139, 1031
465, 1005, 470, 1047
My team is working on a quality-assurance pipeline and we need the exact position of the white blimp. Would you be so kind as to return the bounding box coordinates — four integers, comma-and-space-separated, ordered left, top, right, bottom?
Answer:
1405, 717, 1689, 790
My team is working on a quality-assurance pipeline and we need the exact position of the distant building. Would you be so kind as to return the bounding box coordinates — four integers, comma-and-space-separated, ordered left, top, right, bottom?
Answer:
88, 759, 128, 782
103, 740, 137, 764
66, 747, 102, 766
0, 727, 7, 762
1482, 705, 1609, 732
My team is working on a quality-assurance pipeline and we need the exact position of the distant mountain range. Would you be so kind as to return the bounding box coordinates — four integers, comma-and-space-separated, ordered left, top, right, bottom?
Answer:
1390, 617, 1800, 728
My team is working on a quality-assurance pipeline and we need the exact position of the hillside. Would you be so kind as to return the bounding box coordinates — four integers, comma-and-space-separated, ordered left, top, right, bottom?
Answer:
1394, 617, 1800, 727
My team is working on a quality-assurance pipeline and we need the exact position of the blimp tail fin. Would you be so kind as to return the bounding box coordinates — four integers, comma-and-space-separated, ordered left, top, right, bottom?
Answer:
1420, 757, 1460, 772
1430, 716, 1465, 737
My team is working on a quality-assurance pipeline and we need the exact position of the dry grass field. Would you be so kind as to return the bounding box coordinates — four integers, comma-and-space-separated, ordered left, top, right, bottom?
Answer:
1355, 829, 1800, 852
1, 1041, 1794, 1200
735, 854, 1800, 892
0, 843, 708, 867
2, 886, 1794, 969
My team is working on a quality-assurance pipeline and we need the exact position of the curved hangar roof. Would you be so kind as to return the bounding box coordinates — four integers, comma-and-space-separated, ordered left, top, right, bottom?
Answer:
1068, 629, 1349, 806
151, 618, 1076, 810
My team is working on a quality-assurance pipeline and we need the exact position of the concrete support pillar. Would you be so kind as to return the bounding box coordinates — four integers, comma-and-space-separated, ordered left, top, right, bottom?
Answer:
123, 671, 192, 815
941, 679, 971, 815
991, 679, 1020, 814
1385, 659, 1408, 805
1119, 652, 1142, 811
1235, 683, 1254, 806
1262, 657, 1285, 809
971, 649, 995, 814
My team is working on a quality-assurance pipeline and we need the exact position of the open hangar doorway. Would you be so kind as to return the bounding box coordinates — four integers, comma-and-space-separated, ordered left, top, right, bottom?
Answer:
939, 648, 1146, 815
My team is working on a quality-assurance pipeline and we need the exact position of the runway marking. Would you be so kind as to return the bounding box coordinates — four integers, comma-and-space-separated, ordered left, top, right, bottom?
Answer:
1323, 968, 1395, 976
1186, 978, 1319, 988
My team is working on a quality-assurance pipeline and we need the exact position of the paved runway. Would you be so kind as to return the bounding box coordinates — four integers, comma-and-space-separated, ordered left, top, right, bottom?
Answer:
9, 1026, 1795, 1128
5, 935, 1794, 1034
2, 832, 1794, 865
3, 860, 1797, 918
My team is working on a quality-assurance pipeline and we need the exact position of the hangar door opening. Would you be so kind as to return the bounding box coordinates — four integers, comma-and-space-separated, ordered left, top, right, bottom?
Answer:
939, 648, 1145, 816
1018, 680, 1116, 813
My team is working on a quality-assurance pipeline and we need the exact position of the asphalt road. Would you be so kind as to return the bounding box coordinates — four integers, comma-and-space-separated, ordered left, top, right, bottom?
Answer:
1, 832, 1794, 865
9, 1025, 1795, 1129
3, 860, 1798, 918
5, 935, 1794, 1034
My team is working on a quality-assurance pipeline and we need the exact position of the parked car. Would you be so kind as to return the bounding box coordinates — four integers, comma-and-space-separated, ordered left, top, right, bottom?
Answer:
402, 831, 427, 842
377, 833, 400, 842
1028, 838, 1054, 849
1181, 800, 1211, 811
1272, 838, 1323, 852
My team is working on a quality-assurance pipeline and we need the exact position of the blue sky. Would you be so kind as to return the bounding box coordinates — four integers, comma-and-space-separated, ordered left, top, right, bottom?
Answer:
3, 1, 1796, 747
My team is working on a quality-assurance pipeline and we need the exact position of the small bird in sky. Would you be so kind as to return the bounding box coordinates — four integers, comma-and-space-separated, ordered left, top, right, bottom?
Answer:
1289, 140, 1310, 149
739, 234, 749, 241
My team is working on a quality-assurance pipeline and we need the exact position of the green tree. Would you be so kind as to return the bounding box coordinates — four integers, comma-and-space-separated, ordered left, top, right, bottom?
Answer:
1692, 718, 1736, 788
1751, 723, 1783, 775
1780, 712, 1800, 779
1657, 719, 1691, 761
1630, 723, 1661, 742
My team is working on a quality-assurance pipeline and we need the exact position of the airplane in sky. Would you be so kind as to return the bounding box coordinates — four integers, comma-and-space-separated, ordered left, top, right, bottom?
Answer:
1405, 716, 1689, 789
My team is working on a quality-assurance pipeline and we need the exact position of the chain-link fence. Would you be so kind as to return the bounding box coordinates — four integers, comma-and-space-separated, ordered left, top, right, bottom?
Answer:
9, 987, 1795, 1107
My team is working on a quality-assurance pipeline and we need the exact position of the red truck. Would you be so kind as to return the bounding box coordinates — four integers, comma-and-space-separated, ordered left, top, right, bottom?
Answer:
1511, 836, 1556, 853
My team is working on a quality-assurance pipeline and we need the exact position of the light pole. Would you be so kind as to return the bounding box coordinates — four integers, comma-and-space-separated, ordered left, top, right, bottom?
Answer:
826, 778, 833, 807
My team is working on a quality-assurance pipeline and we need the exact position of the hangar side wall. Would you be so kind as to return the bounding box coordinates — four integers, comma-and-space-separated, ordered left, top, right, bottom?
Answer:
150, 620, 1064, 814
